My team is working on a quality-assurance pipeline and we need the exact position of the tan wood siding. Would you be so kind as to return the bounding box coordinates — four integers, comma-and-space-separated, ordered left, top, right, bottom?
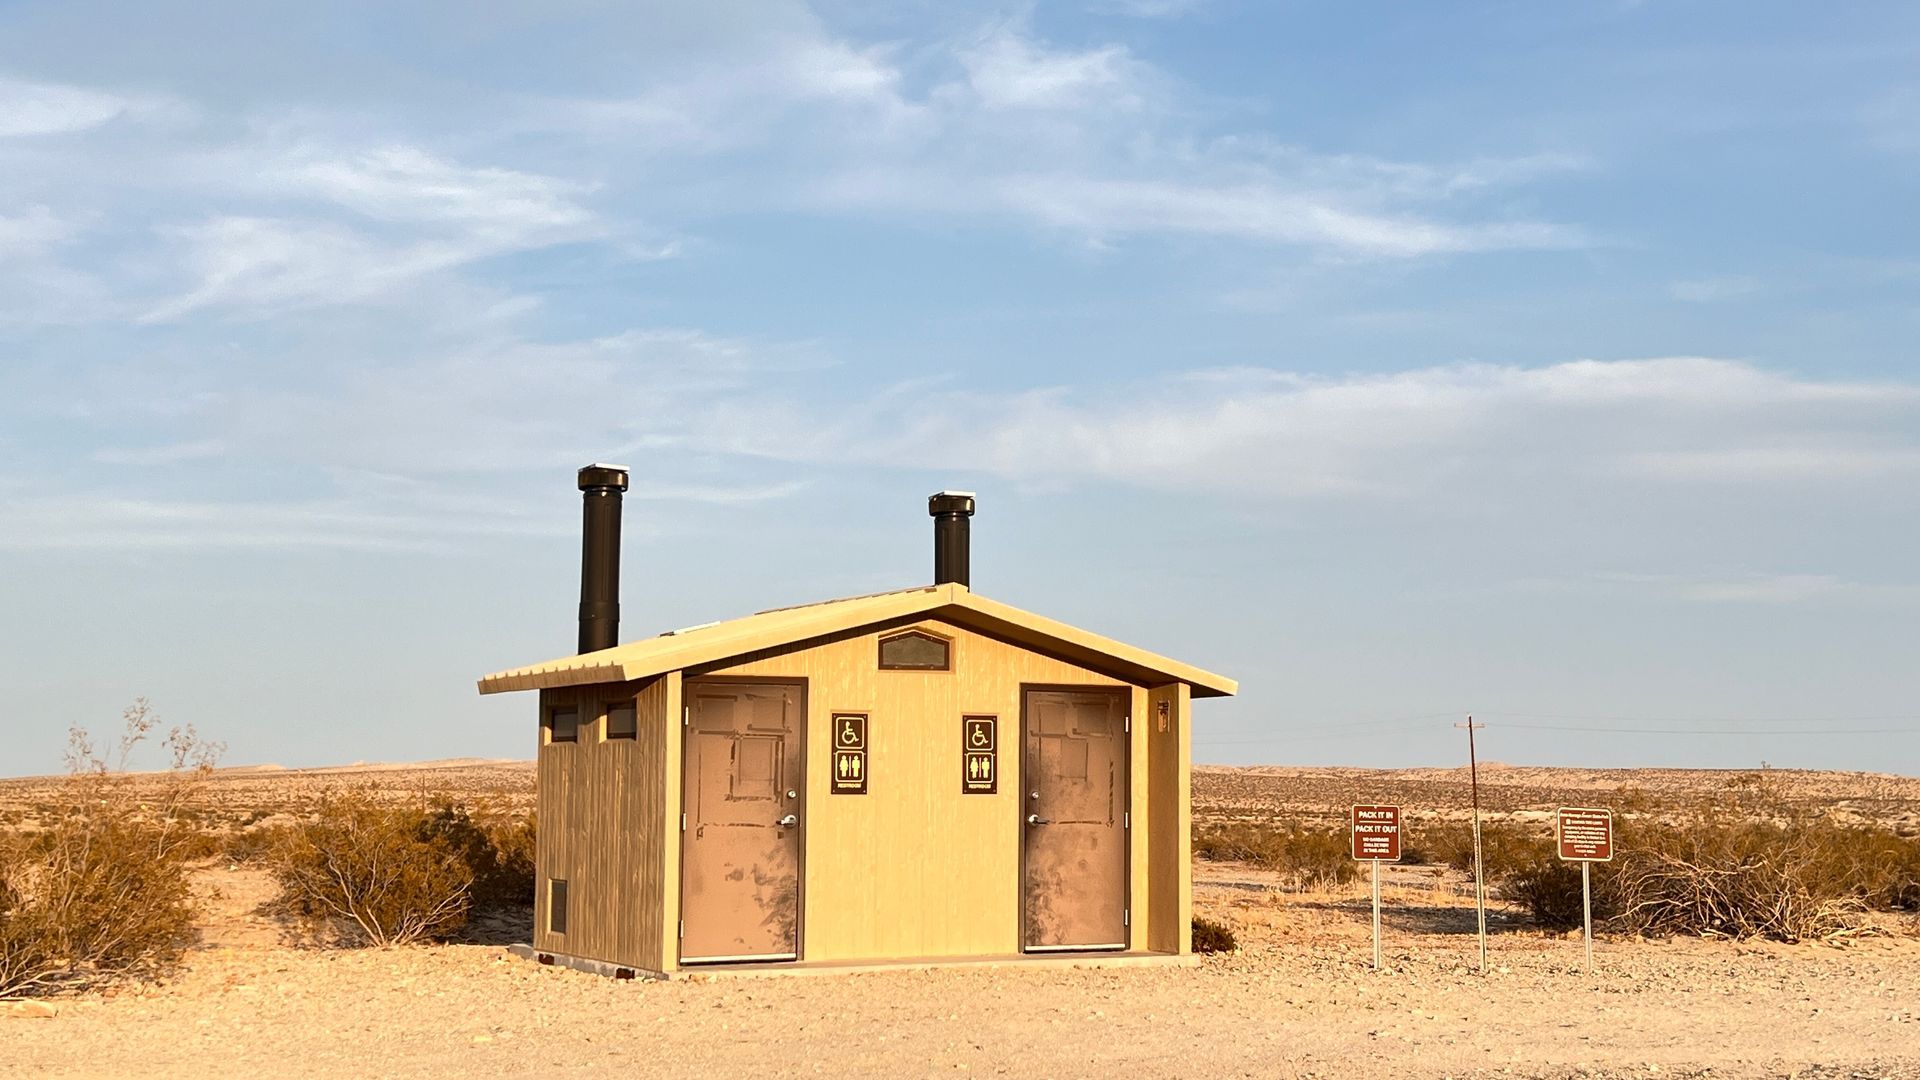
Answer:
700, 618, 1151, 962
531, 676, 672, 972
1146, 681, 1191, 953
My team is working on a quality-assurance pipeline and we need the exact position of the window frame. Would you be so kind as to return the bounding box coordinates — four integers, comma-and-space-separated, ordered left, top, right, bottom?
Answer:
547, 704, 581, 744
877, 627, 953, 672
604, 700, 637, 741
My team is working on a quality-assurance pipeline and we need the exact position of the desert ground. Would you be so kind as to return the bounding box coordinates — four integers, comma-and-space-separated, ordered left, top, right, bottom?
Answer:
5, 760, 1919, 1079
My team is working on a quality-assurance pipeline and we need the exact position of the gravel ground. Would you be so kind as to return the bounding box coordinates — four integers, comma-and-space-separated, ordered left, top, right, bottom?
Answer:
5, 865, 1918, 1080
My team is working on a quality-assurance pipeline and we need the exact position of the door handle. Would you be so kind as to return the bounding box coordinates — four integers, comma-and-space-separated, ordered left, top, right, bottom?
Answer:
1026, 813, 1050, 826
777, 814, 799, 827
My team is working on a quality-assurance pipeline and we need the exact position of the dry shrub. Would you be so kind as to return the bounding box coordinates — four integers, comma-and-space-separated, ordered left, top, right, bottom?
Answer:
1191, 915, 1237, 953
0, 699, 219, 997
269, 788, 475, 946
416, 803, 535, 910
1500, 850, 1614, 931
482, 811, 535, 909
221, 823, 291, 866
1194, 820, 1358, 888
1605, 777, 1895, 942
1490, 776, 1920, 942
267, 793, 536, 946
1421, 819, 1551, 883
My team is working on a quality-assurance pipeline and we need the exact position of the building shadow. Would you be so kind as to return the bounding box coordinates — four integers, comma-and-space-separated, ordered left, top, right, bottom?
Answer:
1293, 898, 1535, 936
458, 906, 534, 946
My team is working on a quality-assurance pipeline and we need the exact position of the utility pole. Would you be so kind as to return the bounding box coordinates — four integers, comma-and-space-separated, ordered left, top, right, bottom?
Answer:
1456, 716, 1488, 975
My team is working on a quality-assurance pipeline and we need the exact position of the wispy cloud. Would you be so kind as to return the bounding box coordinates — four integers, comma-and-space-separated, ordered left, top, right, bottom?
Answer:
140, 145, 601, 321
0, 206, 70, 256
991, 175, 1583, 255
671, 357, 1920, 498
959, 28, 1142, 111
530, 18, 1583, 260
0, 77, 128, 137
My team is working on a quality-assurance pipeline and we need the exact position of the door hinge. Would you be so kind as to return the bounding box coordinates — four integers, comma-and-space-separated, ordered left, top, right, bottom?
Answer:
683, 705, 690, 726
678, 919, 684, 938
1125, 811, 1130, 829
681, 812, 687, 831
1124, 715, 1130, 733
1124, 910, 1130, 927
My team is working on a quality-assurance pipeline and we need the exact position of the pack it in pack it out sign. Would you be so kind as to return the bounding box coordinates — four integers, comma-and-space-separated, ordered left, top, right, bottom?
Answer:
1557, 807, 1613, 861
832, 713, 868, 795
961, 715, 996, 794
1350, 804, 1401, 861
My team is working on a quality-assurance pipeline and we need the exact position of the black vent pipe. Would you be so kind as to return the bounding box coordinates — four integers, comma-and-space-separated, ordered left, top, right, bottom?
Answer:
577, 464, 629, 654
928, 491, 975, 587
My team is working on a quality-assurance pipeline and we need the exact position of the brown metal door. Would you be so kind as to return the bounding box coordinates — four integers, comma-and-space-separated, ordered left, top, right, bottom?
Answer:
680, 680, 805, 963
1022, 687, 1129, 951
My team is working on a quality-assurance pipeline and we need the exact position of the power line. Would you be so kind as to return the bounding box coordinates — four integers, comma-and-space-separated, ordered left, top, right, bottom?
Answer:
1477, 710, 1920, 725
1193, 709, 1920, 747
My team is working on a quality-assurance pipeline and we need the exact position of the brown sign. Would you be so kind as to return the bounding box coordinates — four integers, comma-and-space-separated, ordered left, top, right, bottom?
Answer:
962, 715, 997, 794
831, 713, 867, 794
1557, 807, 1613, 861
1351, 804, 1401, 861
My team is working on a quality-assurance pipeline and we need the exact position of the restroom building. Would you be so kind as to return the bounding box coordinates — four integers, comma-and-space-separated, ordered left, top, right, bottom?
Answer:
477, 467, 1236, 976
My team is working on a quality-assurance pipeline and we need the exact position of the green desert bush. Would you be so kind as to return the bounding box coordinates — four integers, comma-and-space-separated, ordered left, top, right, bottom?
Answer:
0, 699, 218, 997
1193, 820, 1358, 888
1190, 915, 1237, 953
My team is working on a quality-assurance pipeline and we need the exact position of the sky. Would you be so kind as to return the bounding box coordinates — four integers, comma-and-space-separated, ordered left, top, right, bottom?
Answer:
2, 1, 1918, 776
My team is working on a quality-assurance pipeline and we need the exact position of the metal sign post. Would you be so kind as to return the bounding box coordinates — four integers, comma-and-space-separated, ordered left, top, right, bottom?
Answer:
1456, 717, 1487, 975
1556, 807, 1614, 975
1350, 804, 1401, 972
1373, 860, 1382, 971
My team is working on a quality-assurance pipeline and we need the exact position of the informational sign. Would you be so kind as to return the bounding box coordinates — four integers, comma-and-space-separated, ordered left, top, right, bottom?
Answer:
1350, 805, 1402, 861
961, 715, 997, 794
1557, 807, 1613, 861
831, 713, 867, 794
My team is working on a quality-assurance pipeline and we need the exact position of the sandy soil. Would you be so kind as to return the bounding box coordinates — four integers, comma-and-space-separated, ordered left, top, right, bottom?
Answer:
7, 763, 1919, 1078
5, 859, 1917, 1080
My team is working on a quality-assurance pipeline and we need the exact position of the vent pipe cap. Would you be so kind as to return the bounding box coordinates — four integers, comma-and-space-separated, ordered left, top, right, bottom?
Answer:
579, 464, 630, 492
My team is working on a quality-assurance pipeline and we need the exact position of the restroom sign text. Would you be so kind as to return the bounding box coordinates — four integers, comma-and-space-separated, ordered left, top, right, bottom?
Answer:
962, 715, 997, 794
1350, 805, 1402, 861
832, 713, 868, 795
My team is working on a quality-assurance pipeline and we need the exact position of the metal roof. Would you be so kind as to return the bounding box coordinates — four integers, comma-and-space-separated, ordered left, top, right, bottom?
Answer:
477, 583, 1236, 698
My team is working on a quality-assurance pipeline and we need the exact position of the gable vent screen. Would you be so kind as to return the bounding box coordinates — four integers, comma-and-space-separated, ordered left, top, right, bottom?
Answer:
879, 630, 951, 671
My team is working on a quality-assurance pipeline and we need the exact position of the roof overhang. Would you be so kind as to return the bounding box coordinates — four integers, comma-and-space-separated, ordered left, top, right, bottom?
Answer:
478, 584, 1236, 698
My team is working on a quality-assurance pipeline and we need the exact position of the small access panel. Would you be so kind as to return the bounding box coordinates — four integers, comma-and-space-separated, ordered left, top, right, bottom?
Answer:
680, 681, 805, 964
1021, 687, 1129, 952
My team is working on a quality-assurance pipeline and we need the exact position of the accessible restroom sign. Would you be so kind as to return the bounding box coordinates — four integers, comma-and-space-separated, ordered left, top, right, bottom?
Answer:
832, 713, 868, 794
962, 715, 997, 794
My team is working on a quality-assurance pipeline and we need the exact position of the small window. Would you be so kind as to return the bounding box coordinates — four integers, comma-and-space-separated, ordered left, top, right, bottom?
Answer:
548, 879, 568, 934
879, 629, 950, 671
605, 702, 636, 740
548, 705, 579, 743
